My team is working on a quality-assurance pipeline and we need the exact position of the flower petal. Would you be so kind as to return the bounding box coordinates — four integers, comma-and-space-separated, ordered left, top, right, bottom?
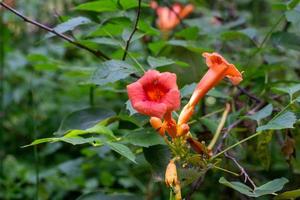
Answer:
134, 101, 167, 118
225, 64, 243, 85
179, 4, 194, 19
161, 88, 180, 111
157, 72, 178, 90
127, 82, 146, 105
138, 70, 160, 86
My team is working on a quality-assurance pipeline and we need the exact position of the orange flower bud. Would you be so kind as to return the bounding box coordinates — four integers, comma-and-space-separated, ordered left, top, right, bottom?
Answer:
165, 159, 178, 187
177, 123, 190, 137
150, 117, 165, 136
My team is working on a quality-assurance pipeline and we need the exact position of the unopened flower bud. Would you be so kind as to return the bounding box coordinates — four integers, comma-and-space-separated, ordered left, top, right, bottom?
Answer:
150, 117, 165, 136
165, 159, 178, 187
177, 123, 190, 137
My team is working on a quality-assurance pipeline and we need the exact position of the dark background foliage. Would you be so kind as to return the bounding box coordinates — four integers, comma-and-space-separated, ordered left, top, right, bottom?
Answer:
0, 0, 300, 199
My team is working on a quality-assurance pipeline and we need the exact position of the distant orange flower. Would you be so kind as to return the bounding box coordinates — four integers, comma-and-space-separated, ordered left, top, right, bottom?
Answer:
177, 52, 242, 132
150, 1, 194, 32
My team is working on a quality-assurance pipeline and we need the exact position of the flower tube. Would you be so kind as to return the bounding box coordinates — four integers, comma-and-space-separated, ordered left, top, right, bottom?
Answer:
177, 52, 243, 135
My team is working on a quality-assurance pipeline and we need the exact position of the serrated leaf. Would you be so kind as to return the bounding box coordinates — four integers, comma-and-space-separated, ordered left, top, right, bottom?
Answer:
271, 31, 300, 51
257, 111, 297, 131
91, 60, 137, 85
219, 177, 289, 197
123, 129, 164, 147
56, 107, 116, 135
248, 104, 273, 122
147, 56, 175, 68
106, 142, 136, 163
45, 17, 91, 39
75, 0, 118, 12
275, 189, 300, 200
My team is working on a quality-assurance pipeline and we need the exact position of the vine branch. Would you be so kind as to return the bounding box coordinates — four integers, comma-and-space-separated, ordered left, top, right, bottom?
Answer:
122, 0, 142, 61
0, 2, 110, 60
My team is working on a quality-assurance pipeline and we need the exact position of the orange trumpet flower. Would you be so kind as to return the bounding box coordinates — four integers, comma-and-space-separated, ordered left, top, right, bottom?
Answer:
177, 52, 243, 134
150, 1, 194, 32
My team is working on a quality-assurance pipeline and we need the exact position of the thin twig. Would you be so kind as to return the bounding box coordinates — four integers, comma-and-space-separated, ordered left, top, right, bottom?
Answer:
237, 85, 262, 103
122, 0, 142, 61
225, 152, 257, 188
0, 2, 110, 60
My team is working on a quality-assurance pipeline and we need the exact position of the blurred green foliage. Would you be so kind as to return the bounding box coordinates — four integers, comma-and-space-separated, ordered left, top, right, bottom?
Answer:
0, 0, 300, 199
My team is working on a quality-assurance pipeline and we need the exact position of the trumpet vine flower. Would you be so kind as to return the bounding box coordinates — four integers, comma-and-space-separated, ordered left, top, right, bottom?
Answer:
177, 52, 243, 133
127, 70, 180, 119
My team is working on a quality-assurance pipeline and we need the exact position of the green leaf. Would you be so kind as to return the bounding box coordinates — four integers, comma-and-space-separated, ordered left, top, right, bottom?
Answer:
76, 192, 141, 200
45, 17, 91, 39
122, 29, 144, 43
221, 28, 257, 42
106, 142, 136, 163
257, 111, 297, 131
123, 128, 164, 147
271, 32, 300, 52
91, 60, 137, 85
64, 123, 116, 139
175, 27, 199, 40
56, 107, 116, 135
125, 100, 137, 116
273, 84, 300, 101
287, 0, 300, 9
23, 136, 103, 147
219, 177, 254, 197
219, 177, 289, 197
147, 56, 175, 68
248, 104, 273, 122
254, 177, 289, 196
275, 189, 300, 200
90, 18, 131, 37
257, 131, 272, 170
22, 138, 57, 147
285, 10, 300, 24
148, 40, 167, 55
138, 20, 160, 36
119, 0, 148, 10
143, 145, 171, 179
75, 0, 118, 12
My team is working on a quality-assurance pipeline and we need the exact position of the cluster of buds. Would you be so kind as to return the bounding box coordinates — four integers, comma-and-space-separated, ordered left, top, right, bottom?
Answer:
127, 52, 243, 199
